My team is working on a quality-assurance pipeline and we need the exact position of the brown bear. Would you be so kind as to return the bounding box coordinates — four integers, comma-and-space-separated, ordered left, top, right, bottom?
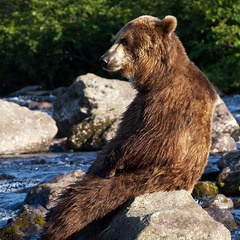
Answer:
41, 15, 217, 240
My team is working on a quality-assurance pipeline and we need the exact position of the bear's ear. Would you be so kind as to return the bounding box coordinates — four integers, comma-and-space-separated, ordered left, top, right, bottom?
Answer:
157, 15, 177, 35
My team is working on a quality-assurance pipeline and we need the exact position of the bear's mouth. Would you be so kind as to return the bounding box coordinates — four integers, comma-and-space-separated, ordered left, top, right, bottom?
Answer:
105, 65, 122, 72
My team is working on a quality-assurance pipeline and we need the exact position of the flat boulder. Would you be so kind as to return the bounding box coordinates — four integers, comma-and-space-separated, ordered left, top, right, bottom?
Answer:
95, 190, 230, 240
0, 100, 57, 155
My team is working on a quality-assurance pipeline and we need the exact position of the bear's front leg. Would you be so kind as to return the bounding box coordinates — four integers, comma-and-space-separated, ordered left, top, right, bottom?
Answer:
87, 142, 125, 178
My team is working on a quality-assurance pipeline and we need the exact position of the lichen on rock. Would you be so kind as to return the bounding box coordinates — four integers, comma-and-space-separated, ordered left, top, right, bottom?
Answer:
66, 117, 115, 151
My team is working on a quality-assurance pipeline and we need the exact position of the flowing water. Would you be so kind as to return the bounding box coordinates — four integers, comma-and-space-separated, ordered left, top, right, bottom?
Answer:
223, 94, 240, 125
0, 152, 96, 229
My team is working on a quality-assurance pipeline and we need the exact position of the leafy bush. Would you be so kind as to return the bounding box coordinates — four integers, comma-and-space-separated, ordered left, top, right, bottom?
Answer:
0, 0, 239, 94
203, 0, 240, 93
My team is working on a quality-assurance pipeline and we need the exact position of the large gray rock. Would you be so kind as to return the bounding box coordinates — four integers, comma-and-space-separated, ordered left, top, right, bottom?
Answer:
97, 190, 230, 240
212, 96, 239, 134
0, 99, 57, 155
211, 96, 239, 153
53, 73, 136, 138
211, 132, 237, 153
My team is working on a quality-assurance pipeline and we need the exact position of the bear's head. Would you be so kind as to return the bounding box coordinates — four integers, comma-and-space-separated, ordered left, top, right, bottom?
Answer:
100, 15, 184, 91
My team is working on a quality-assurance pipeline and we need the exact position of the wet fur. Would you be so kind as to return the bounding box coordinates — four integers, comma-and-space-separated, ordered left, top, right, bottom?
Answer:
41, 15, 217, 240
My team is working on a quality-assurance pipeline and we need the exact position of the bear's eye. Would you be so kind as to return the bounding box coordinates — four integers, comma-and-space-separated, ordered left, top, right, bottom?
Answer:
120, 38, 128, 46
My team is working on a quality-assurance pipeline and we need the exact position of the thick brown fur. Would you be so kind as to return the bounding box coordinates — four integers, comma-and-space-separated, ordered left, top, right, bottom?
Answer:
41, 15, 217, 240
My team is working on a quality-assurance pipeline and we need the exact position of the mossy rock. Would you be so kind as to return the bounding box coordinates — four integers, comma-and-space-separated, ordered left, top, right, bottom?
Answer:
192, 181, 219, 198
0, 213, 29, 240
0, 225, 22, 240
34, 215, 46, 225
66, 117, 115, 151
0, 205, 46, 239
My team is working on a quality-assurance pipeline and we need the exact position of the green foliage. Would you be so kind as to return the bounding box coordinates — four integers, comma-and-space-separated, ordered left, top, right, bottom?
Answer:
203, 0, 240, 93
0, 0, 239, 94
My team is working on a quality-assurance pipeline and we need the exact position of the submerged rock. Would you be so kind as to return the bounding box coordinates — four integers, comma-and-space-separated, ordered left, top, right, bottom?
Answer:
0, 100, 57, 155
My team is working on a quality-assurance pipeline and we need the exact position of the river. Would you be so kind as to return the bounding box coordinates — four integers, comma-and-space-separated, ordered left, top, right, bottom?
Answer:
0, 152, 96, 229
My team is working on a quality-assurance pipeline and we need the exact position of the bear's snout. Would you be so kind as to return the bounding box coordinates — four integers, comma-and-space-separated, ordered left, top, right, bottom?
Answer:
99, 44, 125, 72
99, 55, 108, 69
99, 53, 120, 72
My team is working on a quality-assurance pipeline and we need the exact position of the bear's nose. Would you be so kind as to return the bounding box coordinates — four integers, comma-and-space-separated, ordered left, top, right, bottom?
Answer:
99, 56, 108, 69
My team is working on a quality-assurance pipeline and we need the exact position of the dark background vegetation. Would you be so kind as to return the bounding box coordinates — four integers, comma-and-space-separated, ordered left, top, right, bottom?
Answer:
0, 0, 239, 95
